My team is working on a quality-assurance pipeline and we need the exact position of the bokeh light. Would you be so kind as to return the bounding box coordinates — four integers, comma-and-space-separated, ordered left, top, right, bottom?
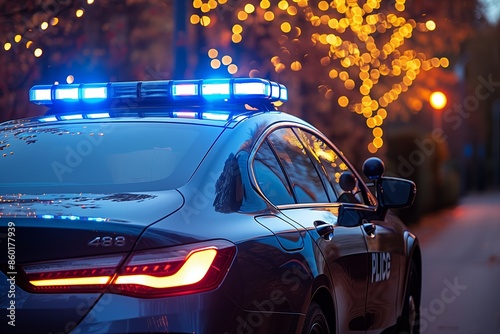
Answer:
34, 48, 43, 57
210, 59, 221, 69
190, 14, 200, 24
425, 20, 436, 31
227, 64, 238, 74
244, 4, 255, 14
191, 0, 449, 152
338, 96, 349, 107
222, 55, 232, 65
429, 91, 447, 110
200, 16, 211, 26
208, 48, 218, 59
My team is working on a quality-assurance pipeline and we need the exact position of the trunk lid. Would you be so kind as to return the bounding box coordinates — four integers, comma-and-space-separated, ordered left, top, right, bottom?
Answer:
0, 191, 183, 334
0, 191, 184, 263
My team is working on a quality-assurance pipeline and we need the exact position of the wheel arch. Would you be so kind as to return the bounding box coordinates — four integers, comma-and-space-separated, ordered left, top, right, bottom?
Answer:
404, 231, 422, 307
309, 275, 336, 334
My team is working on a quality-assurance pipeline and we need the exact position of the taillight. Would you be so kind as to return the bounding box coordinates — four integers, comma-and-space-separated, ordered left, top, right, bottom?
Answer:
111, 240, 236, 297
20, 240, 236, 297
22, 254, 124, 293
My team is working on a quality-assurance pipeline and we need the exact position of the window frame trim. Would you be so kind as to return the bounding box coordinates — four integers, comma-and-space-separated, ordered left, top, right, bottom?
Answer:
248, 121, 378, 210
253, 138, 297, 205
266, 128, 332, 204
291, 127, 338, 202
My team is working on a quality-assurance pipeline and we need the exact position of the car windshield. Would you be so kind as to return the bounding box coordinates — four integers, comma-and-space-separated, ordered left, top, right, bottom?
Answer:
0, 120, 222, 194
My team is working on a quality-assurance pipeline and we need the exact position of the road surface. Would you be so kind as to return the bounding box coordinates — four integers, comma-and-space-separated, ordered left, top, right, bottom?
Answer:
412, 192, 500, 333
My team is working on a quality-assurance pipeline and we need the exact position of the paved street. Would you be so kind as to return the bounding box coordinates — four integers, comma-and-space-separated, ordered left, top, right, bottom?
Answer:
412, 192, 500, 334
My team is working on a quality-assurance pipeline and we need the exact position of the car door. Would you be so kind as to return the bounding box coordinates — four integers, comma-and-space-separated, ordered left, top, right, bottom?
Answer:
295, 127, 402, 332
362, 213, 405, 333
252, 126, 371, 333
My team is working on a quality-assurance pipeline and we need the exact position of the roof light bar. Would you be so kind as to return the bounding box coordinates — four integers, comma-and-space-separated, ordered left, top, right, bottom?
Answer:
234, 80, 269, 98
172, 111, 198, 119
202, 112, 230, 121
201, 79, 231, 98
141, 81, 170, 98
59, 114, 83, 121
270, 82, 280, 99
38, 116, 58, 122
109, 81, 137, 99
82, 84, 108, 99
30, 87, 52, 103
86, 112, 110, 119
172, 82, 198, 97
279, 84, 288, 101
29, 78, 288, 106
54, 86, 79, 101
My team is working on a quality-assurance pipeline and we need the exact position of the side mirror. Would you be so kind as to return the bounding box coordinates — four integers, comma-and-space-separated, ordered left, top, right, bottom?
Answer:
377, 177, 416, 209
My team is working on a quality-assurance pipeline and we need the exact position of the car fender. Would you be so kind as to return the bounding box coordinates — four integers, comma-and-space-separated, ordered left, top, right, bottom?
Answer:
399, 230, 422, 313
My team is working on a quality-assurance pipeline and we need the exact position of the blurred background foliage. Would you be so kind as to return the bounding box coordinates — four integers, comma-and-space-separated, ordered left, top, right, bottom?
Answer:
1, 0, 499, 221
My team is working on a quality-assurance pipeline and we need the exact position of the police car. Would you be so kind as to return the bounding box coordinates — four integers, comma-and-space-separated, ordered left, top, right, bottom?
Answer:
0, 78, 420, 334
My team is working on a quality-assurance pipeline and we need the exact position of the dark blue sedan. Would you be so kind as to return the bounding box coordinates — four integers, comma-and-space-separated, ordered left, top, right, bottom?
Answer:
0, 78, 420, 334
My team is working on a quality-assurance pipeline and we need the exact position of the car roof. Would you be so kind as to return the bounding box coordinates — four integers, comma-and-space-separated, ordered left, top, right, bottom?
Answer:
0, 108, 292, 129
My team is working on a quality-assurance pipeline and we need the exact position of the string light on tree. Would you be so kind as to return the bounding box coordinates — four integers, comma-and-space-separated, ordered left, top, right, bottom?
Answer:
207, 49, 239, 74
192, 0, 452, 153
425, 20, 436, 31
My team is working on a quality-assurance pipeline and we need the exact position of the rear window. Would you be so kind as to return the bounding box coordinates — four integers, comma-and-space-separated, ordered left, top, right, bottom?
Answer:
0, 121, 221, 193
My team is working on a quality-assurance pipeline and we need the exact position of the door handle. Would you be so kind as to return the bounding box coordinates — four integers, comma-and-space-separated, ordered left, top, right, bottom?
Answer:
362, 219, 376, 236
314, 220, 334, 240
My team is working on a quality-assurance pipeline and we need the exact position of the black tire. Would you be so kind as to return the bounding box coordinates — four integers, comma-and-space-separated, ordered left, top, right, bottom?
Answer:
302, 302, 331, 334
397, 261, 421, 334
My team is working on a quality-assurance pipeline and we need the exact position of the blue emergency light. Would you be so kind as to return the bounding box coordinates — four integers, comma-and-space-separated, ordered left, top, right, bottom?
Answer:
29, 78, 288, 106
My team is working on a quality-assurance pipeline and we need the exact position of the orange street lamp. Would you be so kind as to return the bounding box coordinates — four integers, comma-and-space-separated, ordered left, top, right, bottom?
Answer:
430, 91, 447, 129
430, 91, 447, 110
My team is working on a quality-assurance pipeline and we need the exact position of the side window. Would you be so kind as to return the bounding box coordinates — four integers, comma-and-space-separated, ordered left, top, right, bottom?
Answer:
253, 140, 295, 205
295, 128, 365, 205
267, 128, 329, 204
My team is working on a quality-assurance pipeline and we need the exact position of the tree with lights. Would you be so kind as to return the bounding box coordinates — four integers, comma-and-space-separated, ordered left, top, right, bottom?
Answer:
0, 0, 176, 122
190, 0, 479, 164
0, 0, 482, 166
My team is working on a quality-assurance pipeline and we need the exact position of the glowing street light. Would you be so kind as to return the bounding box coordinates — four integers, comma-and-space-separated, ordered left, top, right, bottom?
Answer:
430, 91, 447, 129
430, 91, 447, 110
